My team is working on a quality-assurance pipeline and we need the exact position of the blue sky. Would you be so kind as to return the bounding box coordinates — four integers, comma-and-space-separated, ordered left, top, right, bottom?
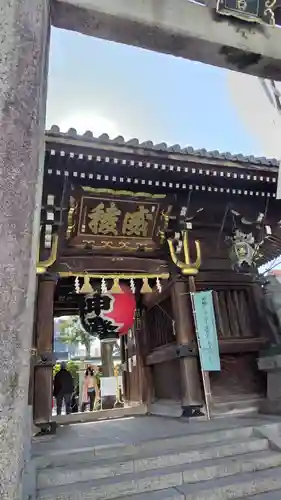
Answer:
46, 28, 264, 156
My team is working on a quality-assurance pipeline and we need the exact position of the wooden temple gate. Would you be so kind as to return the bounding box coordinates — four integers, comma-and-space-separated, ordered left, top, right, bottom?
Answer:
32, 127, 281, 426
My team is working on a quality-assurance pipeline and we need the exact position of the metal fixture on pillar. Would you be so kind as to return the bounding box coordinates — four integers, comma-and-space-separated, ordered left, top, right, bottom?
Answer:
167, 228, 212, 419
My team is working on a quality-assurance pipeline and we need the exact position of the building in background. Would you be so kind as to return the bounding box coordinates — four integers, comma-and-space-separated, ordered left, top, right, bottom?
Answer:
270, 270, 281, 283
53, 318, 78, 360
53, 317, 121, 363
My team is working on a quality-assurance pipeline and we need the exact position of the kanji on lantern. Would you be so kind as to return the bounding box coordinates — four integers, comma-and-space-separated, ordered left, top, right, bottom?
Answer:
102, 284, 136, 336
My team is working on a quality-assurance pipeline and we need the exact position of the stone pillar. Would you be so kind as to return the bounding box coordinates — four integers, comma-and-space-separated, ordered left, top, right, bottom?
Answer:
258, 352, 281, 415
33, 275, 57, 426
101, 342, 114, 377
101, 342, 115, 409
0, 1, 50, 498
170, 280, 204, 416
79, 359, 87, 410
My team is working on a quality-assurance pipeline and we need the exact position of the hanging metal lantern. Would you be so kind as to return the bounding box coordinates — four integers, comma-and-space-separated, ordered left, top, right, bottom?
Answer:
79, 283, 136, 342
226, 229, 256, 272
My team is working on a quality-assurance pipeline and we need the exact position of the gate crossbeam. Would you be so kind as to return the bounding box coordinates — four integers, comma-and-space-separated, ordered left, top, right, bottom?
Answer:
53, 0, 281, 79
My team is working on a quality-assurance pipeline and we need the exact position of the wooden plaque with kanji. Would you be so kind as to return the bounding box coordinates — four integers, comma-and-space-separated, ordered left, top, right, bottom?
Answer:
66, 187, 170, 253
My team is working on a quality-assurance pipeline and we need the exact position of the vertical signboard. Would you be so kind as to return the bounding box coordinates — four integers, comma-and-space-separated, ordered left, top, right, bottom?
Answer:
191, 291, 221, 372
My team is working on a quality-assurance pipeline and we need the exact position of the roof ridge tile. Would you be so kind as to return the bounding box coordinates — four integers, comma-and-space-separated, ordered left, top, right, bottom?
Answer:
45, 124, 279, 167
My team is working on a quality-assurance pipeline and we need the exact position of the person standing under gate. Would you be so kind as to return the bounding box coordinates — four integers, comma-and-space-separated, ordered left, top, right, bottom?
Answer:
81, 366, 99, 412
53, 362, 74, 415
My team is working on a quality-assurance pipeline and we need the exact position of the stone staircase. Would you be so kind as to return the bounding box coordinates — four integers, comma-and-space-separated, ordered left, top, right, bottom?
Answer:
35, 419, 281, 500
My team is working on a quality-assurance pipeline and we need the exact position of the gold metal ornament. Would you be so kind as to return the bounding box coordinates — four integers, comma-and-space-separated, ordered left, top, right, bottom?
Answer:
80, 276, 94, 294
59, 272, 169, 280
110, 277, 122, 294
36, 234, 59, 274
140, 277, 153, 294
167, 230, 201, 276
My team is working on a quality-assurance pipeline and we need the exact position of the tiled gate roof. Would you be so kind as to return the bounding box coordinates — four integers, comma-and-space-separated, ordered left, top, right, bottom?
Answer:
46, 125, 279, 168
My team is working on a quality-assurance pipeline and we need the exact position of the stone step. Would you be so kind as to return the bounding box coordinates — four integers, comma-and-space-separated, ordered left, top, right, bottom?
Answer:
37, 449, 281, 499
36, 424, 256, 470
114, 485, 281, 500
245, 491, 281, 499
149, 401, 182, 418
120, 490, 185, 500
37, 438, 269, 489
177, 466, 281, 500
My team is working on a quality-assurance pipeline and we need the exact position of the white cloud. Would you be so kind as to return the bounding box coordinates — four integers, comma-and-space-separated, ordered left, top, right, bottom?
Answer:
47, 112, 119, 138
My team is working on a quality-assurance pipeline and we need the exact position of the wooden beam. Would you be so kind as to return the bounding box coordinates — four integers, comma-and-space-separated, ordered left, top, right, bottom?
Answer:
146, 343, 178, 366
51, 255, 169, 275
219, 338, 267, 353
146, 337, 267, 366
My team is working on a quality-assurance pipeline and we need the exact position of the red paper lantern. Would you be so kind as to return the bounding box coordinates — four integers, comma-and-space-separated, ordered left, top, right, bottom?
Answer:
100, 284, 136, 336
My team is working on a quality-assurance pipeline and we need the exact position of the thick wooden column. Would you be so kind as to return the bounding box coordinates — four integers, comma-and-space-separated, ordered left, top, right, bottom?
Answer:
33, 275, 56, 425
120, 336, 129, 403
137, 309, 154, 405
28, 278, 38, 408
171, 280, 203, 416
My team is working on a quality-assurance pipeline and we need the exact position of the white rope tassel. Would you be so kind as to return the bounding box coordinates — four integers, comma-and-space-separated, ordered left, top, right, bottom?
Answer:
101, 277, 108, 294
156, 277, 162, 293
74, 276, 80, 294
130, 278, 136, 294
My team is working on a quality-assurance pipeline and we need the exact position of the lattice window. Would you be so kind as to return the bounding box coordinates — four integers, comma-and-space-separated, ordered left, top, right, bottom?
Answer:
214, 289, 255, 338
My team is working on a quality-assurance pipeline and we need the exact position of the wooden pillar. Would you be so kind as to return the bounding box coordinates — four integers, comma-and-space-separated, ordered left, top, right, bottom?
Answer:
132, 311, 144, 404
33, 274, 56, 425
120, 336, 129, 402
137, 309, 154, 405
171, 280, 204, 416
28, 278, 39, 408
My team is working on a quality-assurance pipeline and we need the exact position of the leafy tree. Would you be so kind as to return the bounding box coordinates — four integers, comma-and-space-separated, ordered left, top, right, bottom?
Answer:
66, 360, 80, 387
58, 316, 92, 358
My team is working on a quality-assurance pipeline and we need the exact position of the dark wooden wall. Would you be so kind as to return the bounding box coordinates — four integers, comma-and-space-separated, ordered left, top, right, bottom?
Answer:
142, 259, 267, 405
145, 297, 175, 350
122, 309, 147, 405
144, 295, 179, 401
152, 360, 181, 400
210, 354, 266, 400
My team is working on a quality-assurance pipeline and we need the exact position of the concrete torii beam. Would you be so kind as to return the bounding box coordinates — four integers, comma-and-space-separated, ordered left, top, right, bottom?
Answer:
52, 0, 281, 80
